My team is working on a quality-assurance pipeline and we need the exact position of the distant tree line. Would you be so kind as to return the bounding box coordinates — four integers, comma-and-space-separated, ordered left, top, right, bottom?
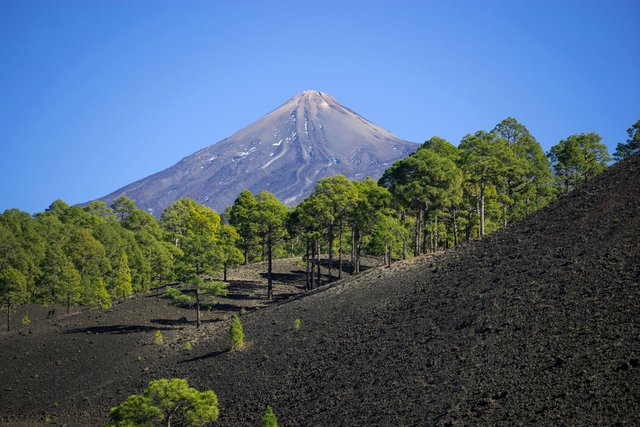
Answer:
1, 117, 634, 327
0, 195, 242, 329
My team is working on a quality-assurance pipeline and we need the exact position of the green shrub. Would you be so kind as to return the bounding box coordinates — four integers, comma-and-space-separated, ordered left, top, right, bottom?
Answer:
229, 314, 244, 351
294, 319, 301, 331
21, 314, 30, 326
262, 405, 277, 427
185, 341, 192, 351
154, 330, 164, 346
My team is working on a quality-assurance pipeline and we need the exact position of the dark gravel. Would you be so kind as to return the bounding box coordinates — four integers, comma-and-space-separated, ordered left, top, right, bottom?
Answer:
1, 155, 639, 426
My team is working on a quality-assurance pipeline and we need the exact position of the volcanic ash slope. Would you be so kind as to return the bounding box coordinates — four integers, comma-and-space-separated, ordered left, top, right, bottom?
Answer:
180, 154, 640, 425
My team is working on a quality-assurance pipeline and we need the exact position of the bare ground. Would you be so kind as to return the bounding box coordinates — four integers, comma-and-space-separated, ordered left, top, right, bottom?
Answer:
1, 155, 639, 426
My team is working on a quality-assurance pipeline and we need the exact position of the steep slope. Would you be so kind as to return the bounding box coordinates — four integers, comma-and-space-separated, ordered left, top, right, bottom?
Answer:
99, 91, 416, 214
1, 155, 638, 426
166, 155, 640, 425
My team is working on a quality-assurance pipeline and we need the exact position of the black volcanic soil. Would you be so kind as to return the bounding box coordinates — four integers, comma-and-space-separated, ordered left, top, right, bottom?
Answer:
0, 257, 382, 425
2, 155, 640, 426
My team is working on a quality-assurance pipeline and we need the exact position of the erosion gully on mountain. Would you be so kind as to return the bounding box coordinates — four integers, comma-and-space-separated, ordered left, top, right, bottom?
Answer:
1, 155, 639, 426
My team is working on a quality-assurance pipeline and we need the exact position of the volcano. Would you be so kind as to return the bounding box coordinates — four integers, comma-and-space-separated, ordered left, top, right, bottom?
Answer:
99, 91, 416, 214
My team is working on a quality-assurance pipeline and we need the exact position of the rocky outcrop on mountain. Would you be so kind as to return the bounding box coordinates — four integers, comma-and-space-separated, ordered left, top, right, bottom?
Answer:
99, 91, 416, 214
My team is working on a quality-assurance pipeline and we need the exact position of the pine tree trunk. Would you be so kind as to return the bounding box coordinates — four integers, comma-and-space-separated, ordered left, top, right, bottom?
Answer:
479, 182, 486, 239
338, 222, 343, 279
453, 207, 459, 247
310, 240, 315, 289
244, 245, 248, 265
401, 210, 407, 260
328, 220, 334, 282
445, 223, 449, 250
503, 205, 508, 228
316, 241, 321, 287
6, 302, 10, 332
354, 227, 361, 274
267, 231, 273, 300
67, 294, 71, 314
434, 215, 439, 252
351, 229, 356, 264
402, 238, 407, 260
196, 289, 201, 328
414, 210, 421, 256
305, 241, 310, 289
357, 232, 362, 273
422, 208, 429, 255
224, 263, 228, 282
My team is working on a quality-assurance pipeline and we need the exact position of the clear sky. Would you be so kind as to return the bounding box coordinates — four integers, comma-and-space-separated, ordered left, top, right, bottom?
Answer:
1, 0, 638, 213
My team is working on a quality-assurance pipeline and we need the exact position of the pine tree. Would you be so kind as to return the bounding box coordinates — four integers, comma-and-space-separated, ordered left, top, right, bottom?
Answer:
114, 252, 133, 300
310, 175, 359, 281
85, 276, 112, 309
262, 405, 278, 427
111, 195, 137, 221
218, 224, 243, 282
0, 266, 28, 331
59, 257, 81, 313
548, 132, 611, 192
229, 314, 244, 351
614, 119, 640, 161
459, 131, 515, 238
109, 378, 219, 426
252, 192, 288, 299
229, 190, 258, 265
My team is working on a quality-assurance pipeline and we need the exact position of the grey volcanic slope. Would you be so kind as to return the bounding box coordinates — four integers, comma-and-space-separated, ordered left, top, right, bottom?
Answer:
99, 91, 416, 214
160, 155, 640, 425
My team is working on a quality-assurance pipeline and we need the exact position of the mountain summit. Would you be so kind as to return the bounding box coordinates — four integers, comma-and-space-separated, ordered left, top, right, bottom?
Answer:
100, 91, 416, 214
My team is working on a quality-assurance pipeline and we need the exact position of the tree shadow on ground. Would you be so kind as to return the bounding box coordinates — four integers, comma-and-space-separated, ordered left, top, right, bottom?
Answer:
63, 324, 177, 335
151, 317, 225, 326
225, 280, 262, 289
151, 317, 189, 326
211, 303, 244, 313
224, 293, 260, 301
259, 272, 306, 284
179, 349, 227, 363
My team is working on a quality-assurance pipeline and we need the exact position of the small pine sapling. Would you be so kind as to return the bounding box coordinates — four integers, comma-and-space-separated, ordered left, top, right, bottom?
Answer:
21, 314, 31, 326
185, 341, 192, 351
262, 405, 278, 427
229, 314, 244, 351
154, 330, 164, 346
294, 319, 301, 331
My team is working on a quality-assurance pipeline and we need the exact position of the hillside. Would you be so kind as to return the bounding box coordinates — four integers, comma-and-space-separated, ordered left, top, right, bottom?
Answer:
98, 91, 416, 215
1, 154, 638, 425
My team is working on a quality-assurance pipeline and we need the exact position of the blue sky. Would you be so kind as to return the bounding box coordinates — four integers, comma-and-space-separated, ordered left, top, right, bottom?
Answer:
1, 0, 638, 213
